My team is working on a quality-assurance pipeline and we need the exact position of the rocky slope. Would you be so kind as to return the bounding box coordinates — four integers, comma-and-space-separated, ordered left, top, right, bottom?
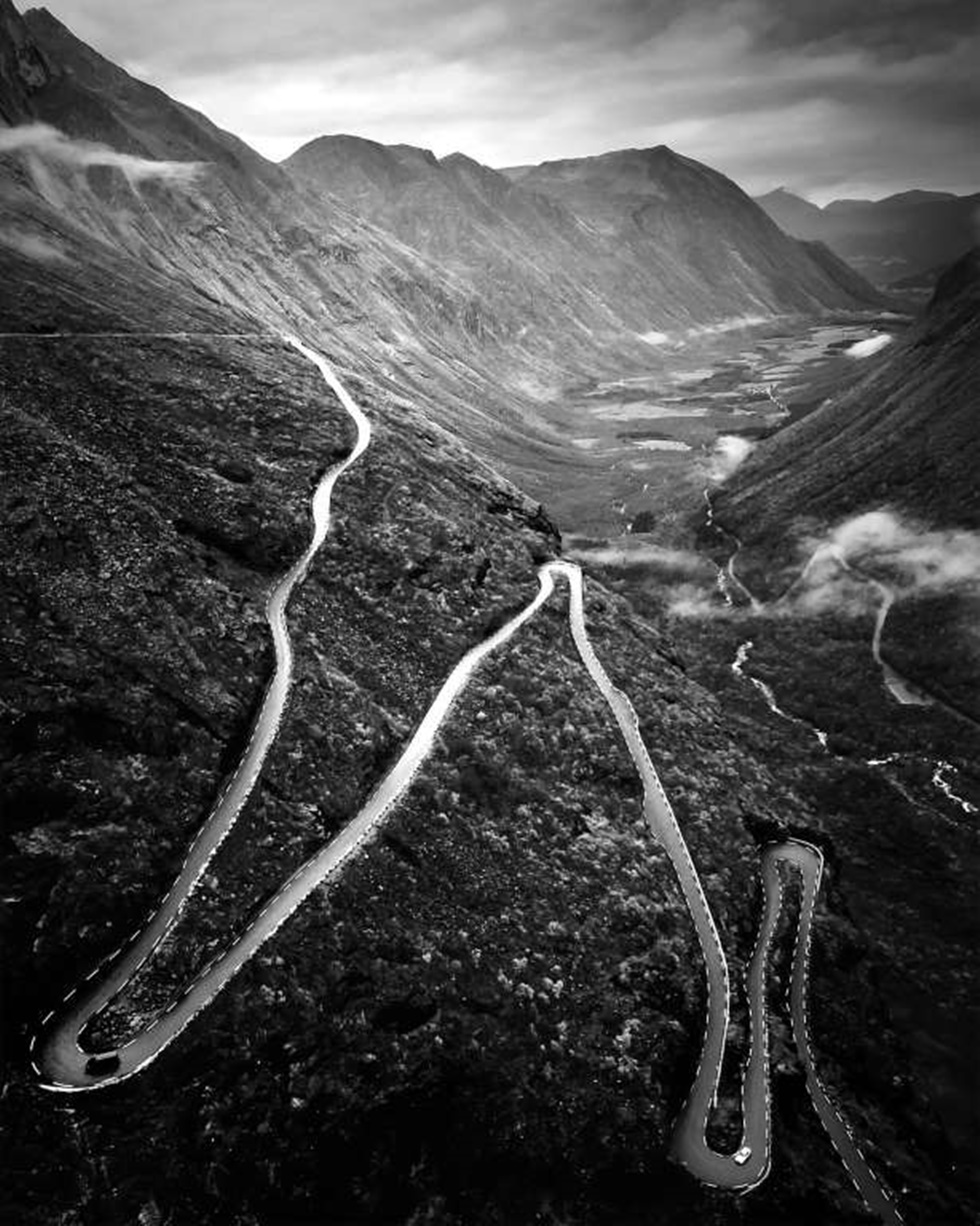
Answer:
0, 3, 972, 1222
0, 0, 564, 472
0, 0, 56, 122
2, 213, 965, 1225
716, 248, 980, 548
756, 187, 980, 285
287, 136, 884, 353
502, 147, 885, 319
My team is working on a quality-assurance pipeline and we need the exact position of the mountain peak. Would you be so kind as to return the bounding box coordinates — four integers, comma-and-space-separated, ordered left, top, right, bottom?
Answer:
761, 186, 806, 202
441, 150, 482, 169
0, 0, 59, 122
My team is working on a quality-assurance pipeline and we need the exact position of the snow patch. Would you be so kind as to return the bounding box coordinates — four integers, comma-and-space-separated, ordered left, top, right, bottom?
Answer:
633, 438, 691, 451
845, 333, 892, 359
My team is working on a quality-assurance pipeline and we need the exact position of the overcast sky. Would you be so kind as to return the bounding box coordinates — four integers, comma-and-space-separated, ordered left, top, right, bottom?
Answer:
36, 0, 980, 203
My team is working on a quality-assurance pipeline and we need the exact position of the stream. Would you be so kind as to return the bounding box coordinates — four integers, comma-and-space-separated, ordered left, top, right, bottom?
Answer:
705, 496, 975, 818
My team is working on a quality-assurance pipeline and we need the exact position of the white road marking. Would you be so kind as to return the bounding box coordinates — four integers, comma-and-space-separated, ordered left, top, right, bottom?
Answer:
28, 335, 902, 1223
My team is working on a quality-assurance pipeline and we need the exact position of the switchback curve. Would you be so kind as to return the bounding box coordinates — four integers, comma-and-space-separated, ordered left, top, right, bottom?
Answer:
32, 338, 901, 1223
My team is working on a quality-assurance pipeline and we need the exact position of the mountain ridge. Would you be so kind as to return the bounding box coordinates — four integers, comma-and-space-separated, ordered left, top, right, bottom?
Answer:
756, 185, 980, 285
287, 133, 886, 345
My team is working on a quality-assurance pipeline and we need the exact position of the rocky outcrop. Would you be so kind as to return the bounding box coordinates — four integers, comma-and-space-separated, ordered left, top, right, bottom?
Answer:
0, 0, 57, 123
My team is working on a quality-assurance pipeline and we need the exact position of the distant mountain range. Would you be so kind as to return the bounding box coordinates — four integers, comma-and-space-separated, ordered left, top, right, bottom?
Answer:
755, 187, 980, 286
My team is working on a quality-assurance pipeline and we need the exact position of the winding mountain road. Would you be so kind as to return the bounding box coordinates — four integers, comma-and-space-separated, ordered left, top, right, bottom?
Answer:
33, 337, 901, 1223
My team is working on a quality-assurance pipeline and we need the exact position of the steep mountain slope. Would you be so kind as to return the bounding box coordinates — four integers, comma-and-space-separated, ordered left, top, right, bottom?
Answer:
502, 147, 885, 317
1, 0, 890, 508
756, 186, 980, 284
17, 4, 283, 181
0, 1, 559, 466
716, 248, 980, 544
3, 187, 965, 1224
288, 135, 885, 345
284, 135, 630, 354
1, 7, 973, 1221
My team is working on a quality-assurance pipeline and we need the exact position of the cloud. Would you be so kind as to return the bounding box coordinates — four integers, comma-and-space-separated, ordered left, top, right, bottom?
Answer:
35, 0, 980, 200
568, 542, 707, 571
817, 510, 980, 593
0, 227, 69, 262
0, 123, 204, 186
668, 584, 733, 618
707, 434, 755, 483
764, 509, 980, 618
753, 0, 980, 61
672, 508, 980, 623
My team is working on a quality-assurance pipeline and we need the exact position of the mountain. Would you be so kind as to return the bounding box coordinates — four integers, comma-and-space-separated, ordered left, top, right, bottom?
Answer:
8, 132, 972, 1226
285, 137, 886, 397
0, 1, 484, 338
1, 5, 972, 1222
4, 62, 952, 1226
0, 0, 57, 122
755, 186, 980, 285
1, 1, 886, 493
0, 1, 565, 476
285, 133, 656, 366
755, 187, 832, 235
496, 146, 885, 317
0, 0, 890, 496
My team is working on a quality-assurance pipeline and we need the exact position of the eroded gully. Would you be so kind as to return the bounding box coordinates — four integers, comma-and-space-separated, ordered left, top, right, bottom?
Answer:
33, 338, 900, 1224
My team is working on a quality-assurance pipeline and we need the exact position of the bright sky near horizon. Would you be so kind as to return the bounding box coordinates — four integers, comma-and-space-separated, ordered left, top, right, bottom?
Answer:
33, 0, 980, 204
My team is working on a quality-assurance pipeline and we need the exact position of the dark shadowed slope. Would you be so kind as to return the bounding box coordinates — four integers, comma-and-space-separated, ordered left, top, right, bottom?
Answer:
716, 248, 980, 542
0, 0, 55, 122
6, 204, 966, 1225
